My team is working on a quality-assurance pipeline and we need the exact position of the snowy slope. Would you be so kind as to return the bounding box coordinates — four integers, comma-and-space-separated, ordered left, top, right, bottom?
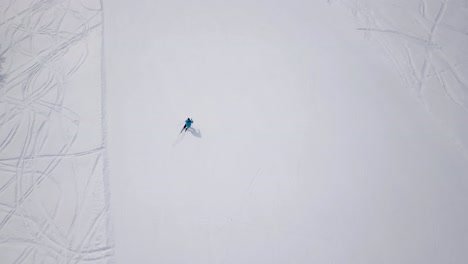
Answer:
0, 1, 113, 263
1, 0, 467, 263
106, 0, 468, 263
338, 0, 468, 158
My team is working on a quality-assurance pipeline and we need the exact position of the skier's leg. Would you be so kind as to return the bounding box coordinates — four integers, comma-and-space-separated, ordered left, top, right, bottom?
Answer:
180, 125, 187, 133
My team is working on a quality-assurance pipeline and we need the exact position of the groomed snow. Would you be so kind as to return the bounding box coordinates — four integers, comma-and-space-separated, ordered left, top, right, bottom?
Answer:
1, 0, 467, 263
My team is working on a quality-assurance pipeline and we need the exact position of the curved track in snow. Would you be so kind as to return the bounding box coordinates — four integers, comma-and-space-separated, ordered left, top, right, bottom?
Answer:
338, 0, 468, 156
0, 1, 113, 263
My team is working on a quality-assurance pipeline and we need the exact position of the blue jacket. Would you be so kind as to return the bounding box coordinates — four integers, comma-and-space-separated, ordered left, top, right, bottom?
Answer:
185, 119, 193, 128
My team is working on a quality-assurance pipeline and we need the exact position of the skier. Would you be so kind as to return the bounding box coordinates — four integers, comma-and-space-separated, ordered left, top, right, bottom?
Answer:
180, 118, 194, 133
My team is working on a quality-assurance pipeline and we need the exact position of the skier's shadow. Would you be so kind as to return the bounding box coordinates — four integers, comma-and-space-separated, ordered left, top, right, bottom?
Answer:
187, 127, 202, 138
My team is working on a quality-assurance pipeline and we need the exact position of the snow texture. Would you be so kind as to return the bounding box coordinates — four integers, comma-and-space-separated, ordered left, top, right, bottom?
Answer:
338, 0, 468, 159
1, 0, 468, 263
106, 0, 468, 263
0, 0, 113, 263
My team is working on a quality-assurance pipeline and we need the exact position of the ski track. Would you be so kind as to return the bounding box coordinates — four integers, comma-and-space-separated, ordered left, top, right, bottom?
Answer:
337, 0, 468, 158
2, 0, 466, 263
0, 0, 114, 263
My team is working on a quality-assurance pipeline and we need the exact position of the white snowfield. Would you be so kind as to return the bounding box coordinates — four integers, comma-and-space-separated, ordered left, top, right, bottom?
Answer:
1, 0, 468, 263
0, 0, 113, 263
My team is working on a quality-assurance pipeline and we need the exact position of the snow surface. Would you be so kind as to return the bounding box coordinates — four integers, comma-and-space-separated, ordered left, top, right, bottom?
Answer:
1, 0, 468, 263
0, 1, 113, 263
